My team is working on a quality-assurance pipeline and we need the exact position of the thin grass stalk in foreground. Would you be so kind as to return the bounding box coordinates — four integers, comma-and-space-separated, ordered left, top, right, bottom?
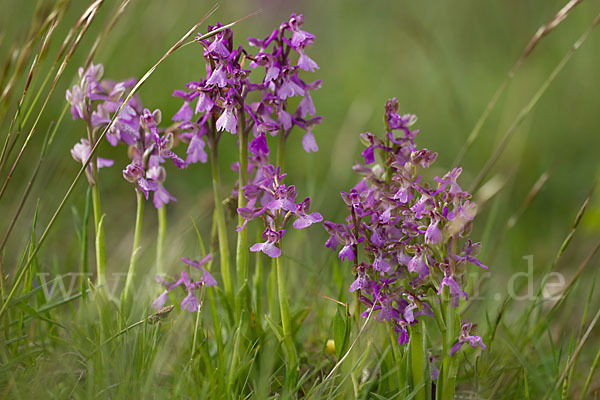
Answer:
5, 0, 129, 169
553, 305, 600, 393
0, 7, 223, 319
519, 184, 596, 340
435, 284, 463, 400
82, 0, 132, 72
88, 125, 107, 285
506, 169, 551, 229
84, 305, 174, 357
0, 9, 60, 169
0, 0, 105, 199
0, 0, 67, 126
190, 284, 206, 362
469, 12, 600, 192
454, 0, 582, 167
0, 118, 54, 255
531, 239, 600, 340
321, 300, 375, 387
579, 339, 600, 400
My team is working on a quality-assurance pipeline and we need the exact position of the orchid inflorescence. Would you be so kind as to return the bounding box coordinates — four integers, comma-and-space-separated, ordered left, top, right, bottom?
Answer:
66, 64, 184, 209
168, 14, 323, 263
171, 14, 322, 160
324, 98, 486, 354
237, 163, 323, 258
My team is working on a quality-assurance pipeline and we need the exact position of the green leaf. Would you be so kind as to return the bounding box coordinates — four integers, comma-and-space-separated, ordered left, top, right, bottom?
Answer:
264, 314, 284, 343
428, 288, 445, 332
333, 307, 349, 359
16, 302, 65, 329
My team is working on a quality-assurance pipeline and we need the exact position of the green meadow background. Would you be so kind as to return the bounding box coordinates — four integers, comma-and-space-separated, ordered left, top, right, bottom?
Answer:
1, 0, 600, 397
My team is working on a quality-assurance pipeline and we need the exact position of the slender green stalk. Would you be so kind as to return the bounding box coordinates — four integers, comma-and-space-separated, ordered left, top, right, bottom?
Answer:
228, 310, 244, 392
277, 132, 286, 168
89, 125, 106, 286
235, 107, 249, 319
156, 206, 166, 275
276, 253, 298, 389
122, 190, 144, 308
409, 322, 427, 400
91, 182, 106, 285
190, 285, 205, 362
0, 0, 104, 192
268, 257, 279, 321
387, 323, 401, 389
579, 343, 600, 400
80, 187, 92, 297
253, 243, 263, 326
208, 131, 233, 300
453, 0, 583, 167
0, 13, 223, 320
469, 12, 600, 192
438, 287, 459, 400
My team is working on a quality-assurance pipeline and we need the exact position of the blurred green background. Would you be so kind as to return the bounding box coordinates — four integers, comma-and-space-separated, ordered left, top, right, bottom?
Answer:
1, 0, 600, 322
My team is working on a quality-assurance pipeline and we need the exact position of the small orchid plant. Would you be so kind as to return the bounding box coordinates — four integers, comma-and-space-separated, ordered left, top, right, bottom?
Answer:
324, 98, 487, 398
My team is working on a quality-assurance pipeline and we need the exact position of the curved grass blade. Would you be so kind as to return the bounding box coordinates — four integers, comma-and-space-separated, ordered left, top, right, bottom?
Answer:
454, 0, 583, 166
469, 12, 600, 192
0, 4, 234, 320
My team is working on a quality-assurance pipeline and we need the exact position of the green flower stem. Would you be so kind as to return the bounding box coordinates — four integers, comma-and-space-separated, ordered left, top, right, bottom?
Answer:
387, 323, 401, 389
91, 183, 106, 285
235, 107, 249, 319
268, 257, 279, 321
208, 133, 233, 301
80, 187, 92, 297
276, 253, 298, 389
277, 132, 286, 168
89, 126, 106, 287
190, 297, 202, 361
253, 250, 263, 325
156, 206, 166, 275
409, 322, 427, 400
438, 287, 459, 400
122, 189, 144, 308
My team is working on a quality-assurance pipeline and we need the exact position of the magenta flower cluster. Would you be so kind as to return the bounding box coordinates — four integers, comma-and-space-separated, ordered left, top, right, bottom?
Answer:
168, 15, 324, 259
66, 63, 184, 209
237, 164, 323, 258
247, 13, 322, 152
170, 14, 322, 164
152, 255, 216, 312
324, 98, 486, 352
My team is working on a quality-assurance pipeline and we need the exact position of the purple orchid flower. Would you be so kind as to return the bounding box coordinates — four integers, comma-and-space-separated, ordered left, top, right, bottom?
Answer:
450, 322, 486, 355
250, 227, 285, 258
